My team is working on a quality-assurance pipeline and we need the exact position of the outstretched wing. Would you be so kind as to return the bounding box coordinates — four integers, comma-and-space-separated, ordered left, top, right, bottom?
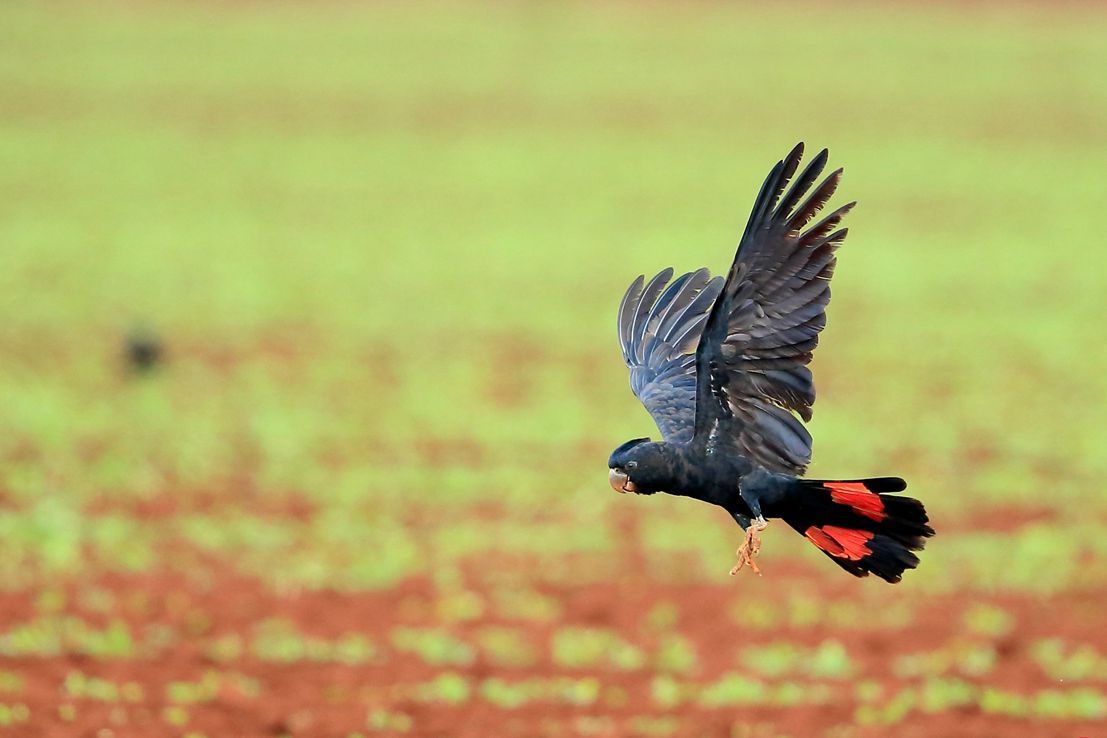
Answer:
618, 268, 724, 443
693, 143, 854, 474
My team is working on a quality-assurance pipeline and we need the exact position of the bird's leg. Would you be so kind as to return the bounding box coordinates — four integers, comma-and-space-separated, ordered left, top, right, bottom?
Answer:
729, 512, 767, 576
731, 488, 770, 577
739, 484, 768, 524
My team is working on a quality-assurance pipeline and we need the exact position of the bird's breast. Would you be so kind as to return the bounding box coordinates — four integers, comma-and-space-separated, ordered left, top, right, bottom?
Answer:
661, 449, 751, 506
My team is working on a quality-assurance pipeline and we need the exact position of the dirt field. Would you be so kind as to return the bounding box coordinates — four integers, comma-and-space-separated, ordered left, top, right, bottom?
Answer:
4, 524, 1105, 737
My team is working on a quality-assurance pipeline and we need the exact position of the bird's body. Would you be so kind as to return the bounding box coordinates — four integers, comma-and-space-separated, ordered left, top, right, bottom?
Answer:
608, 144, 933, 583
610, 439, 759, 507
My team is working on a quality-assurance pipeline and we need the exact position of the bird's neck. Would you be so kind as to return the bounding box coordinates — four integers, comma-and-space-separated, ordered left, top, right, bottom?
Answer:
655, 442, 710, 496
660, 442, 751, 505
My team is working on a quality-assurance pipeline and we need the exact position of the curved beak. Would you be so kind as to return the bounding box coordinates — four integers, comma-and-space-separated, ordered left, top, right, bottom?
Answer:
609, 468, 637, 494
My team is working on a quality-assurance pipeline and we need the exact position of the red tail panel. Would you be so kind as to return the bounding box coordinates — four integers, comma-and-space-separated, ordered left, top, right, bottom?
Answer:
804, 525, 875, 561
825, 482, 885, 522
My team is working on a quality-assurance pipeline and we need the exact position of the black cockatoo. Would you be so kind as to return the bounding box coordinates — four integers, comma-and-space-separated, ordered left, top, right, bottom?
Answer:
609, 143, 933, 583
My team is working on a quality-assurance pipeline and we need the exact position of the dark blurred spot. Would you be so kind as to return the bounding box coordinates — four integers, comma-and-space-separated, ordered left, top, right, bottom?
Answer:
125, 329, 164, 374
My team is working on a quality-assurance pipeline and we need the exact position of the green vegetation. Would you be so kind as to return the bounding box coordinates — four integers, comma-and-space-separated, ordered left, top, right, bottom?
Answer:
1032, 639, 1107, 682
391, 628, 476, 667
552, 627, 646, 671
475, 626, 539, 668
2, 0, 1106, 592
739, 641, 854, 680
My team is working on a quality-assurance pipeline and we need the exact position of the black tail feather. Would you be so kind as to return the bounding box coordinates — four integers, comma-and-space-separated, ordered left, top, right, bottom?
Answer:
782, 477, 933, 584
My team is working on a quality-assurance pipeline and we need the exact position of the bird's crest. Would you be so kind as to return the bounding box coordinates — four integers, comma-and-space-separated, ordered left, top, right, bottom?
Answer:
609, 437, 651, 467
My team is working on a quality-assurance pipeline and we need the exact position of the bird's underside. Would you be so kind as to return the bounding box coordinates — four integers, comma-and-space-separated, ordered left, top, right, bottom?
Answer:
608, 143, 934, 583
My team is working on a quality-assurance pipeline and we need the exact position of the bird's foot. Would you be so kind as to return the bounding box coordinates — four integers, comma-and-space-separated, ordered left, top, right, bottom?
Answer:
730, 516, 768, 577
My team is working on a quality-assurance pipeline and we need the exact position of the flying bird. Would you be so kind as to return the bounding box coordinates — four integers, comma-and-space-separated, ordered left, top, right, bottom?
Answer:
609, 143, 933, 583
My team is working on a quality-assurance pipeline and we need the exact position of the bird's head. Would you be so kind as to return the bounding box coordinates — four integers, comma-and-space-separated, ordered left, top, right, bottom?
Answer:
608, 437, 665, 494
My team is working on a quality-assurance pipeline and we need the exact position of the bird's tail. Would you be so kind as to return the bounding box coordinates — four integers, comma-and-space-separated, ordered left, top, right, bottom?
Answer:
780, 477, 933, 583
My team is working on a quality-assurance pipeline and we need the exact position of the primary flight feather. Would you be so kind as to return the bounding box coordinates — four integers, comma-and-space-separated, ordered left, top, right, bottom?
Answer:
609, 143, 933, 583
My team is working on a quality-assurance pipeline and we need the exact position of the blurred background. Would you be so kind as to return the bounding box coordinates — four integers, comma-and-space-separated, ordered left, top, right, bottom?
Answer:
2, 1, 1107, 736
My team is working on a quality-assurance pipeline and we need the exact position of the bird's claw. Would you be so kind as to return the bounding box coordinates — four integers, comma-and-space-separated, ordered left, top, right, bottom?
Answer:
730, 517, 767, 577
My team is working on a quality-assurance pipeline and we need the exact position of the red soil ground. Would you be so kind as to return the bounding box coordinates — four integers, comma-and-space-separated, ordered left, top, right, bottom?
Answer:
2, 512, 1103, 738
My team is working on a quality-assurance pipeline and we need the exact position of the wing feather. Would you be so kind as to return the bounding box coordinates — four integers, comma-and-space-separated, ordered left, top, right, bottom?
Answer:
617, 270, 724, 443
691, 144, 853, 474
616, 144, 854, 470
617, 275, 645, 353
630, 269, 675, 363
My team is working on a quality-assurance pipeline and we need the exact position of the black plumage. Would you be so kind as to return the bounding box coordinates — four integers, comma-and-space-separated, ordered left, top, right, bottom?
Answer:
609, 144, 933, 583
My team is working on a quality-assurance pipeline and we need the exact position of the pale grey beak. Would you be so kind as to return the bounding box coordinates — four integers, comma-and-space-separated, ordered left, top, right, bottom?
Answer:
609, 468, 637, 494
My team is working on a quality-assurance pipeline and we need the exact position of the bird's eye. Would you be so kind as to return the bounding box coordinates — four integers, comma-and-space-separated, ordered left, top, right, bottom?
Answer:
626, 461, 638, 470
